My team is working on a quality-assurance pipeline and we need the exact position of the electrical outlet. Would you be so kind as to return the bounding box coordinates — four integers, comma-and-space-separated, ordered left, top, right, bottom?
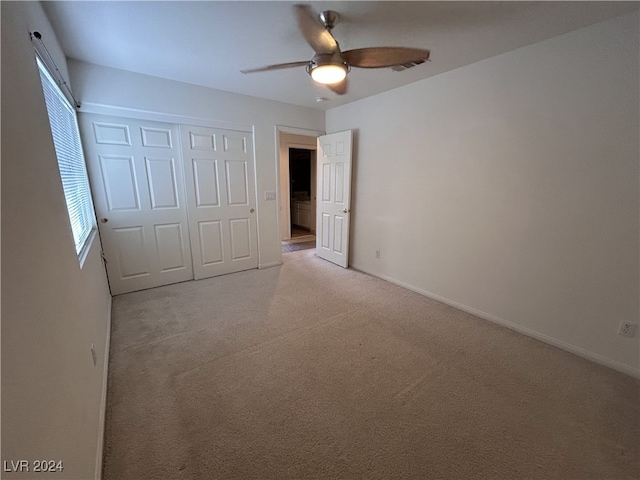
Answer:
375, 250, 381, 259
618, 322, 637, 338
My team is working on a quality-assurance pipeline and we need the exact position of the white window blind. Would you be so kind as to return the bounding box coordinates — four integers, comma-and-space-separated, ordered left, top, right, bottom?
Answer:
37, 57, 96, 258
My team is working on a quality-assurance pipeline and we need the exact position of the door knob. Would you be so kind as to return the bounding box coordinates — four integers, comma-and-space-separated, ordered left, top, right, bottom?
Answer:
101, 218, 108, 223
250, 208, 255, 213
341, 209, 349, 214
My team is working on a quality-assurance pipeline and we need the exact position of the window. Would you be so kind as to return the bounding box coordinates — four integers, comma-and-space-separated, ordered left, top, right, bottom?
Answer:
37, 57, 96, 262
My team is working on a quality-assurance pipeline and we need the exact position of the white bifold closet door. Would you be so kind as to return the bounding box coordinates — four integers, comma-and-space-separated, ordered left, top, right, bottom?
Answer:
80, 114, 258, 294
80, 114, 193, 295
180, 125, 258, 280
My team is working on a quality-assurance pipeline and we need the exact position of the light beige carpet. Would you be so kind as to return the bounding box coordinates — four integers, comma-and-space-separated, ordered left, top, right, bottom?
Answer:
103, 249, 639, 479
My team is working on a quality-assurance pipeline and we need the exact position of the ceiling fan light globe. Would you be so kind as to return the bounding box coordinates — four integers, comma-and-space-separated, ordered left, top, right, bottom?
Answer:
311, 64, 347, 85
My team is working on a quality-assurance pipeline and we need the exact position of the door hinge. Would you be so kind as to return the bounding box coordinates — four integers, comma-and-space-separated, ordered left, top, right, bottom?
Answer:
101, 251, 108, 264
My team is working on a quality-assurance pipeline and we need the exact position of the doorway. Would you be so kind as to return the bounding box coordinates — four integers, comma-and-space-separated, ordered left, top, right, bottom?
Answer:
278, 132, 318, 246
289, 148, 314, 239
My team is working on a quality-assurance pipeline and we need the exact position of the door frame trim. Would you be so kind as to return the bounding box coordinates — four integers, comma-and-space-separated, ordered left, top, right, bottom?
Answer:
79, 101, 253, 133
275, 125, 324, 263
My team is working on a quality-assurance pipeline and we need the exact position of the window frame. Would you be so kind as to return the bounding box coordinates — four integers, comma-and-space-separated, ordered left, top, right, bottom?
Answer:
36, 56, 97, 266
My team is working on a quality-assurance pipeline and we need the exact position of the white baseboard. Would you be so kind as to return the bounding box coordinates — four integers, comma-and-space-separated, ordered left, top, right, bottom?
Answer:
94, 299, 113, 480
352, 264, 640, 380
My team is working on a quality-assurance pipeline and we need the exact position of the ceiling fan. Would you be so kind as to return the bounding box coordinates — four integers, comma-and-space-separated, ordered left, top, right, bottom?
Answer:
241, 5, 430, 95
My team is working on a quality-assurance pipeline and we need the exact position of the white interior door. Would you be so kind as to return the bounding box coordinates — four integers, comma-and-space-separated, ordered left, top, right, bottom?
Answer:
180, 125, 258, 279
316, 130, 352, 268
80, 114, 193, 295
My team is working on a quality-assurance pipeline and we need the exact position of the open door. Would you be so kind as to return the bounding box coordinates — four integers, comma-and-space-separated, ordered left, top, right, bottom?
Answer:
316, 130, 352, 268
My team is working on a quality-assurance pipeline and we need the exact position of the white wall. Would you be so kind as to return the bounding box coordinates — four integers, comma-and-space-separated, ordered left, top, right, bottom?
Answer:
68, 60, 325, 268
326, 12, 640, 376
1, 2, 112, 478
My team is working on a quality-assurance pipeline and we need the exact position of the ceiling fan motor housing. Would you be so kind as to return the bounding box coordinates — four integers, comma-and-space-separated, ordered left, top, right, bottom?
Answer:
319, 10, 340, 30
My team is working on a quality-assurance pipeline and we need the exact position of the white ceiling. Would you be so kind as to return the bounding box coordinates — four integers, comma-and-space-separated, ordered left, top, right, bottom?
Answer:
43, 1, 638, 111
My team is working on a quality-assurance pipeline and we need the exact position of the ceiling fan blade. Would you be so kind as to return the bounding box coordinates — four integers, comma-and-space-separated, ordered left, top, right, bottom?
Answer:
295, 4, 338, 54
325, 77, 348, 95
241, 61, 309, 74
343, 47, 430, 68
